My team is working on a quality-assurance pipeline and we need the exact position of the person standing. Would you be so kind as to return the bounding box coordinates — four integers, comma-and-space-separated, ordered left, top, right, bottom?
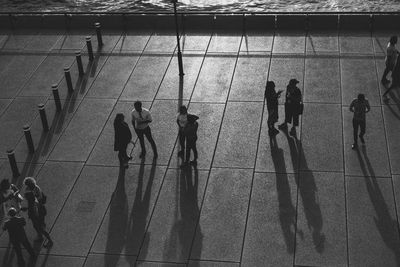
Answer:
183, 115, 199, 166
381, 35, 398, 85
177, 105, 199, 158
0, 179, 23, 215
279, 79, 303, 135
265, 81, 283, 136
2, 207, 36, 266
131, 101, 158, 159
114, 113, 132, 167
350, 93, 370, 149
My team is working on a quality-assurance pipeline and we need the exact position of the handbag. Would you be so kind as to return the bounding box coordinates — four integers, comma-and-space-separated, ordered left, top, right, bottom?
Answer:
298, 102, 304, 115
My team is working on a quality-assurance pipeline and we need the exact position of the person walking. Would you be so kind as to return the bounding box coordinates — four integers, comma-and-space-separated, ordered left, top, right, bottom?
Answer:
183, 115, 199, 166
350, 93, 370, 149
0, 179, 23, 215
279, 79, 303, 135
131, 101, 158, 159
177, 105, 199, 159
265, 81, 283, 136
2, 207, 36, 266
114, 113, 132, 167
381, 35, 398, 85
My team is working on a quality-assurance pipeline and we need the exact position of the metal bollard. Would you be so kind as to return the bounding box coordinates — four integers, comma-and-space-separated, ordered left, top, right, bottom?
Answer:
23, 125, 34, 153
64, 67, 74, 94
86, 37, 94, 61
52, 84, 62, 112
95, 22, 103, 47
38, 103, 49, 132
6, 149, 20, 177
75, 51, 84, 76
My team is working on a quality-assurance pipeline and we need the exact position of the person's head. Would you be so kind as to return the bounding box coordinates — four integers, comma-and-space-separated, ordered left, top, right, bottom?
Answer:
114, 113, 125, 126
266, 81, 275, 92
0, 179, 10, 192
289, 79, 299, 86
357, 93, 365, 101
390, 35, 398, 45
134, 101, 142, 112
187, 114, 197, 124
8, 207, 17, 217
179, 105, 187, 115
23, 177, 37, 190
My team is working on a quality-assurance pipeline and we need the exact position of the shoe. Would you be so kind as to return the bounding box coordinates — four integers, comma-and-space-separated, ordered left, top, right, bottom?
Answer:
290, 127, 296, 136
273, 128, 280, 135
381, 78, 390, 85
190, 160, 197, 165
139, 152, 146, 158
351, 143, 358, 150
278, 123, 287, 130
359, 135, 365, 144
127, 156, 132, 160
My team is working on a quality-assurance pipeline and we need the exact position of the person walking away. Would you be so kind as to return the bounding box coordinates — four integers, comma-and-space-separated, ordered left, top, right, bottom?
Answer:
279, 79, 303, 135
381, 35, 398, 85
114, 113, 132, 167
131, 101, 158, 159
265, 81, 283, 136
177, 105, 199, 159
183, 115, 199, 166
2, 207, 36, 266
350, 93, 370, 149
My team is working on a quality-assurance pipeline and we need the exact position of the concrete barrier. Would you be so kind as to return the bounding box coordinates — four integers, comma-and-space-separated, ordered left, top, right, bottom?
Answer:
182, 14, 214, 32
244, 14, 275, 32
340, 14, 372, 32
0, 15, 12, 29
214, 14, 244, 32
308, 14, 338, 31
9, 14, 43, 29
276, 14, 306, 31
373, 14, 400, 32
124, 14, 157, 31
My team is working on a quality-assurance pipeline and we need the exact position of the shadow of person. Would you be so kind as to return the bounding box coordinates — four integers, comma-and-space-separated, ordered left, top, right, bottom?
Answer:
270, 135, 296, 254
104, 166, 128, 267
357, 146, 400, 265
385, 89, 400, 120
125, 158, 157, 266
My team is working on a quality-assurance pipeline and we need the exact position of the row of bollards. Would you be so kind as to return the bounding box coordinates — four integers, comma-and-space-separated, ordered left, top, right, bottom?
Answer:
5, 22, 104, 178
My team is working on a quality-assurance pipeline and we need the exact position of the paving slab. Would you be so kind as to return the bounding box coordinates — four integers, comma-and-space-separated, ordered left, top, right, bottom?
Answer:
0, 55, 16, 73
24, 32, 62, 51
340, 57, 380, 106
168, 103, 225, 170
190, 168, 252, 262
346, 176, 400, 266
86, 55, 138, 98
306, 33, 339, 55
0, 99, 12, 118
138, 167, 208, 262
373, 34, 389, 55
241, 172, 297, 267
48, 166, 119, 256
0, 55, 45, 98
240, 33, 273, 52
255, 105, 301, 173
1, 33, 37, 50
383, 105, 400, 174
90, 164, 167, 256
145, 33, 177, 52
84, 254, 137, 267
136, 262, 186, 267
94, 34, 121, 53
343, 106, 391, 177
339, 34, 373, 54
49, 98, 116, 162
300, 103, 343, 172
191, 55, 237, 103
113, 33, 151, 52
156, 54, 204, 100
295, 171, 347, 267
273, 33, 305, 54
53, 33, 88, 50
213, 101, 263, 168
207, 34, 242, 53
393, 175, 400, 229
121, 54, 172, 101
181, 34, 211, 51
304, 56, 341, 103
228, 53, 270, 102
188, 261, 239, 267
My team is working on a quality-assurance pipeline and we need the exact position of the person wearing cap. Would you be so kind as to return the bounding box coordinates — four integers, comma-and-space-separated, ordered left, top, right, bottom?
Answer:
177, 105, 199, 159
350, 93, 370, 149
183, 114, 199, 166
265, 81, 283, 136
2, 207, 36, 265
279, 79, 303, 135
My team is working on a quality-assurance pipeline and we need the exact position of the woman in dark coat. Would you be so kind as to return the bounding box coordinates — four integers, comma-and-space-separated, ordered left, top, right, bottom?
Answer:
114, 113, 132, 167
265, 81, 283, 136
279, 79, 303, 135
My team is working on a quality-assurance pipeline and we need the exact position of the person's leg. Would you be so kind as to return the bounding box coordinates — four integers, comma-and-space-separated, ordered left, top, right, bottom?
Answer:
12, 241, 25, 265
21, 237, 35, 257
359, 120, 366, 143
144, 127, 158, 156
32, 221, 44, 240
192, 141, 198, 161
279, 104, 289, 129
178, 130, 185, 155
352, 119, 359, 147
381, 65, 390, 82
135, 129, 146, 156
185, 142, 191, 164
118, 150, 125, 165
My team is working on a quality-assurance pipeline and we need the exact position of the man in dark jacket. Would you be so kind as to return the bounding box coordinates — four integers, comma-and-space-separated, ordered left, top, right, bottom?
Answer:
183, 115, 199, 166
279, 79, 302, 135
265, 81, 283, 136
2, 207, 36, 266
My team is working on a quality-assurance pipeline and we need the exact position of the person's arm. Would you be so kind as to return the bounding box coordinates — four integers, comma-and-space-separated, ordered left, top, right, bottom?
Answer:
349, 100, 355, 112
365, 100, 371, 113
140, 111, 152, 124
131, 113, 137, 131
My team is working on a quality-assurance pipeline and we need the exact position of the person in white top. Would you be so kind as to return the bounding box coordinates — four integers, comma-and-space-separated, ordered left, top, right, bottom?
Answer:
381, 35, 398, 85
131, 101, 158, 158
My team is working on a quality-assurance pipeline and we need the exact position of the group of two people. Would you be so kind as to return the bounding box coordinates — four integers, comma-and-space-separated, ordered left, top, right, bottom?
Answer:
114, 101, 199, 167
1, 177, 52, 266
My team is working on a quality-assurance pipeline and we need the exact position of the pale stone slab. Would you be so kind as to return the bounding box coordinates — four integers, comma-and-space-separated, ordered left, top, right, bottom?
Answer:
373, 35, 389, 55
191, 55, 237, 103
94, 34, 121, 53
90, 165, 167, 256
240, 34, 273, 52
341, 57, 380, 106
145, 34, 176, 52
228, 54, 270, 102
295, 171, 347, 267
273, 33, 305, 54
121, 55, 172, 101
242, 172, 297, 267
383, 105, 400, 174
306, 33, 339, 55
113, 33, 151, 52
87, 55, 138, 98
339, 34, 373, 54
304, 57, 341, 103
84, 254, 137, 267
343, 106, 391, 177
213, 102, 262, 168
168, 103, 225, 170
0, 55, 15, 73
300, 104, 343, 172
49, 98, 116, 161
138, 168, 208, 262
25, 33, 62, 51
136, 262, 185, 267
0, 99, 12, 117
181, 34, 211, 51
207, 34, 242, 53
188, 261, 239, 267
53, 33, 88, 50
190, 168, 252, 262
0, 55, 45, 98
393, 175, 400, 228
347, 176, 400, 266
49, 166, 119, 256
2, 33, 36, 50
156, 54, 204, 100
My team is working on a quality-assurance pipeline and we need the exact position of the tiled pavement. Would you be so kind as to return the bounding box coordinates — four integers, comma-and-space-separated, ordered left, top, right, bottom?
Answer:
0, 25, 400, 267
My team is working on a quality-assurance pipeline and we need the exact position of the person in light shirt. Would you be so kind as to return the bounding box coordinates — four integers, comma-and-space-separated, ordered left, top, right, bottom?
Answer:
381, 35, 398, 85
131, 101, 158, 158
